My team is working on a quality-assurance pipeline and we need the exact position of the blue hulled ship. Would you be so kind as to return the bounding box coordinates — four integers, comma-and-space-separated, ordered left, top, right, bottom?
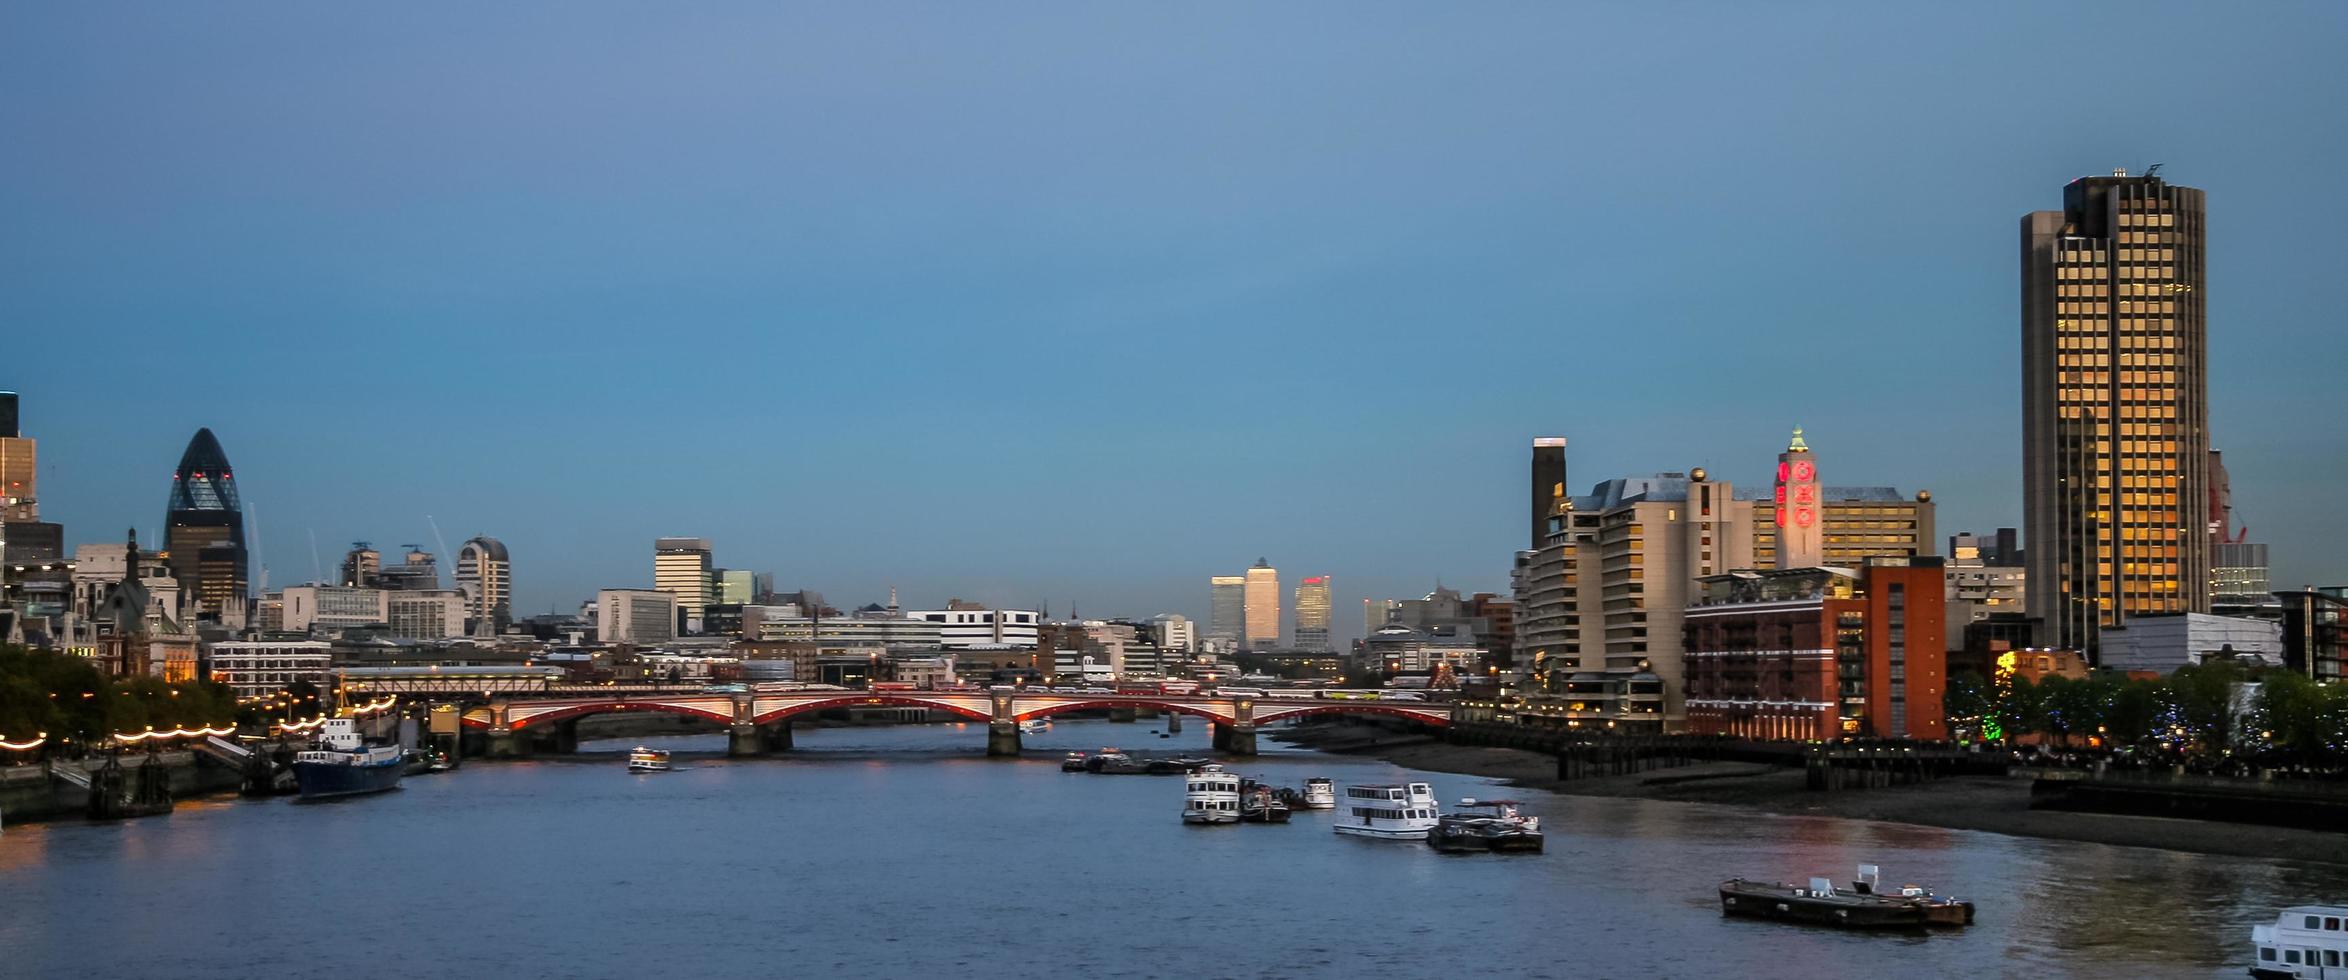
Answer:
292, 718, 406, 800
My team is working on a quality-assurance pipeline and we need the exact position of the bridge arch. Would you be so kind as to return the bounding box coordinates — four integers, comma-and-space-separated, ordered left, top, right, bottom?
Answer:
458, 699, 737, 729
751, 695, 992, 725
1251, 703, 1453, 728
1012, 699, 1234, 725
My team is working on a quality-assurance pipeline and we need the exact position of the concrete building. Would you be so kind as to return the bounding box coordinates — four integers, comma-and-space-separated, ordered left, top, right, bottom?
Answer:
1243, 558, 1279, 650
282, 585, 390, 634
387, 589, 468, 640
1293, 575, 1332, 651
340, 542, 381, 588
909, 604, 1041, 649
742, 607, 944, 650
2023, 170, 2210, 657
1207, 575, 1244, 651
1683, 559, 1949, 742
653, 537, 714, 630
2211, 541, 2277, 620
1363, 597, 1399, 635
203, 639, 332, 698
376, 548, 440, 592
1511, 433, 1935, 731
1944, 530, 2028, 651
1361, 623, 1484, 674
2097, 612, 2283, 674
1151, 613, 1196, 654
454, 536, 512, 635
597, 588, 679, 645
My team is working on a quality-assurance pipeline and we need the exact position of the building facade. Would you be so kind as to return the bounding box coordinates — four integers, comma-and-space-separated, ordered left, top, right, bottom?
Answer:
2276, 588, 2346, 683
282, 585, 390, 634
909, 606, 1041, 649
1207, 575, 1244, 651
1683, 559, 1949, 741
1242, 558, 1279, 650
597, 588, 679, 645
1293, 575, 1332, 651
387, 589, 468, 640
203, 640, 332, 698
454, 536, 512, 635
653, 537, 714, 630
2022, 171, 2210, 657
163, 428, 248, 618
1151, 613, 1196, 654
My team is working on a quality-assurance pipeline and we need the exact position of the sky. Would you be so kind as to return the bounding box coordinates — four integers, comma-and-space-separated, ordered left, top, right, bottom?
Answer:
5, 3, 2344, 645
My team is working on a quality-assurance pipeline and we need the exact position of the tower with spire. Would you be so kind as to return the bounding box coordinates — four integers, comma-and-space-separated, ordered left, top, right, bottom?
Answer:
1774, 427, 1824, 569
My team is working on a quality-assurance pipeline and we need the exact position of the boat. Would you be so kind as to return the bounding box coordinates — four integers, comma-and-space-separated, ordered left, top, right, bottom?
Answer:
291, 718, 406, 800
1719, 865, 1974, 929
2251, 906, 2348, 978
1241, 784, 1292, 824
1334, 782, 1440, 840
1019, 719, 1050, 735
1084, 748, 1150, 775
627, 747, 673, 773
1061, 751, 1089, 772
1182, 764, 1242, 824
1300, 777, 1337, 810
1429, 798, 1544, 853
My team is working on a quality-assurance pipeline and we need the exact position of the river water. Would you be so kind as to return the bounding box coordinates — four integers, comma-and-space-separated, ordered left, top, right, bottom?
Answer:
3, 719, 2341, 979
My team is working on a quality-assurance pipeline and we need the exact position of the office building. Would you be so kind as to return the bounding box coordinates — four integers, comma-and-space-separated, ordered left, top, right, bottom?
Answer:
2212, 541, 2277, 619
597, 588, 679, 645
340, 542, 381, 588
1949, 529, 2023, 568
2098, 612, 2282, 674
1293, 575, 1332, 651
203, 639, 332, 698
163, 428, 248, 617
1150, 613, 1196, 654
1, 391, 36, 523
1364, 597, 1399, 635
454, 536, 512, 635
715, 569, 755, 606
1530, 437, 1567, 550
1243, 558, 1279, 650
2275, 588, 2346, 683
377, 548, 440, 591
1683, 559, 1949, 741
742, 607, 944, 650
2022, 170, 2210, 657
1207, 575, 1244, 651
282, 585, 390, 634
387, 590, 468, 640
909, 604, 1042, 649
654, 537, 714, 630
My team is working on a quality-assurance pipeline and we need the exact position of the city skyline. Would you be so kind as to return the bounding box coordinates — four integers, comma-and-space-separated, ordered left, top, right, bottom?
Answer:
6, 5, 2345, 637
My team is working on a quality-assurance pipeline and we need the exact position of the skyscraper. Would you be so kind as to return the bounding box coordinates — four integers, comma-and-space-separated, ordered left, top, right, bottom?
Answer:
2022, 170, 2209, 657
455, 536, 512, 635
1207, 575, 1245, 651
653, 537, 714, 630
1294, 575, 1332, 651
163, 428, 248, 617
0, 391, 33, 523
1530, 437, 1566, 550
1243, 558, 1279, 649
339, 542, 381, 588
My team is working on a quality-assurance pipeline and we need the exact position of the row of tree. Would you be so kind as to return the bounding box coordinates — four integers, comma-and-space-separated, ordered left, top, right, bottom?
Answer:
1945, 659, 2348, 770
0, 645, 241, 752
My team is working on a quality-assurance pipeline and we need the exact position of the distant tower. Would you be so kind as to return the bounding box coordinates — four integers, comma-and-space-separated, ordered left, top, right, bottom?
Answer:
653, 537, 714, 631
1293, 576, 1333, 651
1243, 558, 1280, 650
163, 428, 248, 617
340, 542, 381, 588
1207, 576, 1244, 650
1530, 437, 1567, 551
1774, 427, 1823, 569
455, 536, 512, 635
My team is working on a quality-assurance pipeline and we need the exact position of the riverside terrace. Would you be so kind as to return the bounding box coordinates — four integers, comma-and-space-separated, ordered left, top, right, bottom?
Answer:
327, 670, 1454, 758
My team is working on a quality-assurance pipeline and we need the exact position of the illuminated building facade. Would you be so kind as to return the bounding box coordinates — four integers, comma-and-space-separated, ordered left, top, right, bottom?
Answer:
1683, 559, 1949, 741
1293, 575, 1332, 650
1242, 558, 1279, 650
2022, 170, 2209, 657
163, 428, 248, 618
455, 536, 512, 635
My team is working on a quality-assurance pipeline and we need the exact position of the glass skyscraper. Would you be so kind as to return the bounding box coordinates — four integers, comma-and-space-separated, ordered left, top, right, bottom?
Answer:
1293, 575, 1332, 651
164, 427, 248, 617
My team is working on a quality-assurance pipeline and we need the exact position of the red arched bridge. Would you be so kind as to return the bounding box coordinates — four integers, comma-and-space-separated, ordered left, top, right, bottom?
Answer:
452, 689, 1453, 757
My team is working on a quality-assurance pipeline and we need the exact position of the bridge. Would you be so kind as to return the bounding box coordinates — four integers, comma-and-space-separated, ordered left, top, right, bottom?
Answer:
446, 689, 1454, 757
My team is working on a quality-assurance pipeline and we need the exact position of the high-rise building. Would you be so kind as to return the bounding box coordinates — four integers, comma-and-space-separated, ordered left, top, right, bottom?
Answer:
163, 428, 248, 618
1293, 576, 1332, 651
1530, 437, 1567, 550
2022, 170, 2209, 657
653, 537, 714, 630
1207, 575, 1244, 651
1243, 558, 1279, 649
1364, 597, 1399, 635
339, 542, 381, 588
377, 548, 439, 591
455, 536, 512, 635
1151, 613, 1196, 654
0, 391, 34, 523
715, 569, 754, 606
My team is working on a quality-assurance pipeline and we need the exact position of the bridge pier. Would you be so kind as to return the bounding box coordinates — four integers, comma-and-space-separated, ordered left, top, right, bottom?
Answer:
487, 727, 531, 759
762, 721, 793, 753
1212, 723, 1257, 757
1108, 706, 1138, 724
728, 723, 767, 758
1167, 712, 1182, 734
987, 722, 1022, 757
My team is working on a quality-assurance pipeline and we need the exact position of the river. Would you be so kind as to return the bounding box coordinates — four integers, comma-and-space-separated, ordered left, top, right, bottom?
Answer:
2, 718, 2341, 979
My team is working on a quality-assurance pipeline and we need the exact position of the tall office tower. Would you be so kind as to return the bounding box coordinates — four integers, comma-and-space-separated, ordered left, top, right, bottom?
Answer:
1242, 558, 1280, 649
1293, 576, 1333, 651
2023, 170, 2209, 657
339, 542, 381, 588
455, 536, 512, 635
1772, 428, 1823, 569
654, 537, 714, 628
1207, 575, 1245, 651
0, 391, 34, 523
1530, 437, 1567, 550
163, 428, 248, 616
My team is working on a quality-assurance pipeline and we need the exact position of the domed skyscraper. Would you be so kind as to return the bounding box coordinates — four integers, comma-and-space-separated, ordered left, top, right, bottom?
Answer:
163, 428, 247, 618
455, 536, 512, 635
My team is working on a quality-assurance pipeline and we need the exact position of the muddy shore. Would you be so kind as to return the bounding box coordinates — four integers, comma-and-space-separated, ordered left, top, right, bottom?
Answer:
1274, 723, 2348, 866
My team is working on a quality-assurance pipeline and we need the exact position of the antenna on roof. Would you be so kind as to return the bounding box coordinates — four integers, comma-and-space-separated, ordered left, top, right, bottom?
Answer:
2143, 163, 2164, 178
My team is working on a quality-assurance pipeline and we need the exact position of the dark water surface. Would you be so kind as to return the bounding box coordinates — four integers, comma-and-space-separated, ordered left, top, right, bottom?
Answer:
3, 720, 2341, 979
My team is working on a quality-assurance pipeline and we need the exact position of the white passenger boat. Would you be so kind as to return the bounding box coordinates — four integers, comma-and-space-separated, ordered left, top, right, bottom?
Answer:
626, 747, 672, 773
1019, 719, 1050, 735
1300, 777, 1337, 809
1334, 782, 1439, 840
1182, 764, 1242, 825
2252, 906, 2348, 978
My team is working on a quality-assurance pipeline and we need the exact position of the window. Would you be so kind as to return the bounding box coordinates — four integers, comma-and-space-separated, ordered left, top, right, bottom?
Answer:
2308, 916, 2321, 930
2258, 948, 2274, 962
2285, 950, 2299, 964
2328, 950, 2342, 967
2329, 917, 2342, 930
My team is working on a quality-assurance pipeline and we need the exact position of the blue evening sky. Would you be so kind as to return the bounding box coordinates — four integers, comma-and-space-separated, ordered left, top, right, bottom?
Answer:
5, 4, 2342, 641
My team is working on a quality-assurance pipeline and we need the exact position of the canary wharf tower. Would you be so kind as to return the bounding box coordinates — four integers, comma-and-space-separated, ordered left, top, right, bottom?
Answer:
165, 428, 248, 617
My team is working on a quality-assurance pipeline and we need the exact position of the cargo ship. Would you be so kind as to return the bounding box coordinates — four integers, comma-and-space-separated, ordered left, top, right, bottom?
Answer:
292, 718, 407, 800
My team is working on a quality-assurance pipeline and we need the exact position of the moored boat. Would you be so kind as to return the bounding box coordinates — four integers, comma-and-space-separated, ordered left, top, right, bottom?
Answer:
1241, 784, 1292, 824
1429, 798, 1543, 853
1182, 764, 1242, 824
291, 718, 406, 800
1300, 777, 1337, 809
627, 747, 672, 772
1719, 865, 1973, 929
2251, 905, 2348, 978
1061, 751, 1089, 772
1019, 719, 1050, 735
1334, 782, 1439, 841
